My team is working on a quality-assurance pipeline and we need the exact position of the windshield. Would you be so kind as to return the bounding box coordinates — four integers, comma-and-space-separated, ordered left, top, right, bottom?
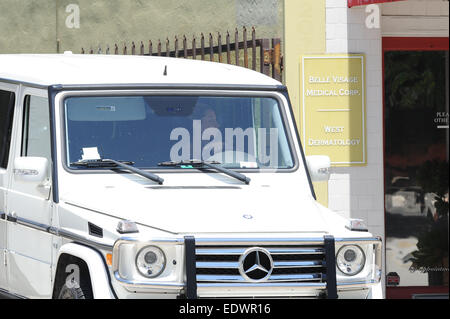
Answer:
64, 94, 295, 170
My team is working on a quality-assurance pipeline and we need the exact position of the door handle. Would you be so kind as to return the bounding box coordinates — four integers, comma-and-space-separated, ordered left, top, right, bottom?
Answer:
6, 211, 17, 222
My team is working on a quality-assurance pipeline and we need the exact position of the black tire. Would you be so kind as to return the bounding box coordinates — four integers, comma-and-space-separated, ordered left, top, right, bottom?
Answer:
58, 283, 89, 299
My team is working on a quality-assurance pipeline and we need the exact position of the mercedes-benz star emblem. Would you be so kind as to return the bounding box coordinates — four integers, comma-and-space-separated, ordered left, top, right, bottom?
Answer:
238, 247, 273, 282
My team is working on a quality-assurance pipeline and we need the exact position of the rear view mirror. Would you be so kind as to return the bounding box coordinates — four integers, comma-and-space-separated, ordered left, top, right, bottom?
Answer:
13, 157, 49, 184
306, 155, 331, 182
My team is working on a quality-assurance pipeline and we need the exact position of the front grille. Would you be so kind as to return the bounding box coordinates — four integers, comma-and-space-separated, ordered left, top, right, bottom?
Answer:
195, 245, 326, 284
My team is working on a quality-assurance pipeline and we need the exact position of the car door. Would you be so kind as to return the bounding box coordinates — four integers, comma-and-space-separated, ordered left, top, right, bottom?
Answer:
5, 87, 53, 298
0, 84, 17, 292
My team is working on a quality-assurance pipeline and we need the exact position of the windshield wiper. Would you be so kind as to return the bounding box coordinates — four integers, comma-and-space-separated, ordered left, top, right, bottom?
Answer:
158, 159, 250, 185
71, 159, 164, 185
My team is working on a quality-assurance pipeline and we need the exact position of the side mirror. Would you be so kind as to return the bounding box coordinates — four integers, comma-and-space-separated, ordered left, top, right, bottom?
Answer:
13, 157, 49, 184
306, 155, 331, 182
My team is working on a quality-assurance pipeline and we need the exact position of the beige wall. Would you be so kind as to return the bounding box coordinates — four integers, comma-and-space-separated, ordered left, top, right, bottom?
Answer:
284, 0, 326, 126
284, 0, 328, 206
0, 0, 283, 54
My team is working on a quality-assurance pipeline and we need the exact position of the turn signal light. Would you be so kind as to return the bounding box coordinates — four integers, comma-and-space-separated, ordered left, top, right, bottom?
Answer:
106, 253, 113, 266
346, 219, 368, 232
117, 220, 139, 234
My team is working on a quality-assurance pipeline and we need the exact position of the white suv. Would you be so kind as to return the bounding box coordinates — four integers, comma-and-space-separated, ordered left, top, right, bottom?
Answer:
0, 54, 382, 299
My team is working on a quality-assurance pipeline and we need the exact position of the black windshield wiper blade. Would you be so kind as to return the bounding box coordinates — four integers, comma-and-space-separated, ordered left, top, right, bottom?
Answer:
71, 159, 164, 185
158, 159, 250, 185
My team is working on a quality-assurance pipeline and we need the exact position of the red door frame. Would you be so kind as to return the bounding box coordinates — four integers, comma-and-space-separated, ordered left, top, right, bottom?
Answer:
382, 37, 449, 299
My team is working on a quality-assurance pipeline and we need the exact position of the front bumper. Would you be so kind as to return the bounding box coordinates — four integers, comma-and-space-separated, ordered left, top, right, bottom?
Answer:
112, 235, 382, 299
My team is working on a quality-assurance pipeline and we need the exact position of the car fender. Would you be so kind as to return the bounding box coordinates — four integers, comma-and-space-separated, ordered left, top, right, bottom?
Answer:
55, 243, 115, 299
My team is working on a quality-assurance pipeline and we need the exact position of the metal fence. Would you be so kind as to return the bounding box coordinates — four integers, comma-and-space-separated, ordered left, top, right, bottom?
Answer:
81, 27, 283, 81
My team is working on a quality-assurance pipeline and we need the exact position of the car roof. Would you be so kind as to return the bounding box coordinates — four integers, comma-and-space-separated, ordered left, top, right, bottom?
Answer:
0, 53, 281, 88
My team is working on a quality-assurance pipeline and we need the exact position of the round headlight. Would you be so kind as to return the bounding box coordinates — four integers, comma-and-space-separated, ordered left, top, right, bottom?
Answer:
336, 245, 365, 276
136, 246, 166, 278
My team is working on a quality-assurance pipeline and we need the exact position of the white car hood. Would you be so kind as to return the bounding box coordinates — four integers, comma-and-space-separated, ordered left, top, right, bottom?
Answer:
62, 178, 330, 234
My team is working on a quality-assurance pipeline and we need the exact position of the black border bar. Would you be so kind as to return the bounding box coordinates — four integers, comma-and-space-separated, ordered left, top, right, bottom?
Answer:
324, 235, 338, 299
48, 86, 60, 203
184, 236, 197, 299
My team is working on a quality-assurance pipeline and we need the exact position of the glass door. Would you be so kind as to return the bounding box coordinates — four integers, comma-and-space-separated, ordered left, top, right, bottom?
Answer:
383, 38, 449, 298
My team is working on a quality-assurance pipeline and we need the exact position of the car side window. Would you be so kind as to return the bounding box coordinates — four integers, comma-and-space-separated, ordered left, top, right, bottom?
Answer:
0, 89, 16, 169
21, 95, 51, 162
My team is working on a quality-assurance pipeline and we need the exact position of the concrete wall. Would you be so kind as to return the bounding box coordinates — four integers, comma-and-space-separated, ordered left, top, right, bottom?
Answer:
0, 0, 284, 54
325, 0, 384, 241
325, 0, 385, 293
0, 1, 57, 53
